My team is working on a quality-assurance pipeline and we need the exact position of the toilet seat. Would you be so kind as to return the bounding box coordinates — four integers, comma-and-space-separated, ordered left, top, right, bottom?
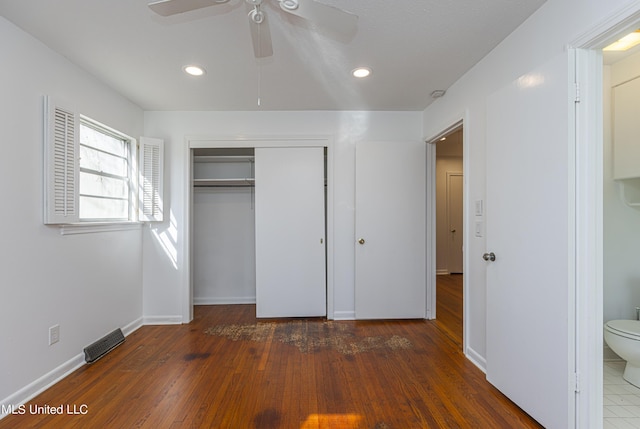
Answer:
606, 320, 640, 340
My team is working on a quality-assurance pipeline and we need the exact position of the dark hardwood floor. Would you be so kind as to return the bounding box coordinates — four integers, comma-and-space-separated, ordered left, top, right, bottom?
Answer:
1, 277, 542, 428
435, 274, 464, 350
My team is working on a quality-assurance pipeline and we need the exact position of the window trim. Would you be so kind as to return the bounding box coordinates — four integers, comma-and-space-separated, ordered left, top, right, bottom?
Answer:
42, 95, 164, 231
59, 221, 142, 236
44, 96, 163, 233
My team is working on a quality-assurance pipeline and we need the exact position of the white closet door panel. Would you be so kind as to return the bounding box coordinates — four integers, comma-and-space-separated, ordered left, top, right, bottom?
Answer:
355, 140, 426, 319
254, 147, 326, 317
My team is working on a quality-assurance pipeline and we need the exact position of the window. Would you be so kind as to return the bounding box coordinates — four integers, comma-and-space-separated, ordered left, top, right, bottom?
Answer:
79, 121, 131, 221
43, 96, 164, 226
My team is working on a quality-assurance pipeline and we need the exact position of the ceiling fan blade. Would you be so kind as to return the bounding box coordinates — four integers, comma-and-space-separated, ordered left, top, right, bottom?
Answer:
279, 0, 358, 36
148, 0, 230, 17
248, 10, 274, 58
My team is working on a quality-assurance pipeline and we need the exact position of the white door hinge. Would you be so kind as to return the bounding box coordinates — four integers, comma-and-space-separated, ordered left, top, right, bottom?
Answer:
573, 372, 580, 393
575, 82, 581, 103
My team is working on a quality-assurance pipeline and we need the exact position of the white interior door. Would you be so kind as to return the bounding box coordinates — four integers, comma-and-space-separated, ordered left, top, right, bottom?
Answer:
355, 140, 426, 319
485, 53, 572, 428
447, 173, 463, 274
254, 147, 326, 318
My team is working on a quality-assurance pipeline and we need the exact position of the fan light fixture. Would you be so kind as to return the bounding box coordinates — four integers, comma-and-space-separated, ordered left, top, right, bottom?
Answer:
352, 67, 371, 78
184, 65, 205, 76
604, 30, 640, 51
279, 0, 299, 11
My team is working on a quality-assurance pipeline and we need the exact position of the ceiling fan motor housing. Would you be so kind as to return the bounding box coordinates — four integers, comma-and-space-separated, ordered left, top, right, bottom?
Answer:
149, 0, 356, 59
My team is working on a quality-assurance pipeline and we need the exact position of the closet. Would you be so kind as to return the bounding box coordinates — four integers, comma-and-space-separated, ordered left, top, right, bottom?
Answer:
192, 145, 327, 317
192, 148, 256, 305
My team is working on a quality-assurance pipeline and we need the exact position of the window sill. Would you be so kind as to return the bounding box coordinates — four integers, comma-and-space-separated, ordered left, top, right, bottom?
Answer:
59, 222, 142, 236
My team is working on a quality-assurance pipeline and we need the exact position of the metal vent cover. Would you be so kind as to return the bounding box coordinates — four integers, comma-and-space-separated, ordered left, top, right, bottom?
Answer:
84, 328, 125, 363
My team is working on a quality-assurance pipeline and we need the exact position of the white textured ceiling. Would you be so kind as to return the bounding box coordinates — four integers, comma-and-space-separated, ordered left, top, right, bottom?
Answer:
0, 0, 545, 111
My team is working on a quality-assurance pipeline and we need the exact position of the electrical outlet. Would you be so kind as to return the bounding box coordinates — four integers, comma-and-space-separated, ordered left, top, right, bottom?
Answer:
49, 325, 60, 345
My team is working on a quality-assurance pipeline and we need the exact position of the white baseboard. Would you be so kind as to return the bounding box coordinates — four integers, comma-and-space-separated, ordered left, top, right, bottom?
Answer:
1, 317, 149, 420
193, 296, 256, 305
142, 315, 183, 325
332, 310, 356, 320
436, 269, 450, 276
122, 317, 143, 336
465, 346, 487, 373
0, 353, 85, 420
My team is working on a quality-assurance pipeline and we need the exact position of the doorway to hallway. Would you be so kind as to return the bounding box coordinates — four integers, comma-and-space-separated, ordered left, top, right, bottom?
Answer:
433, 125, 464, 350
435, 127, 464, 276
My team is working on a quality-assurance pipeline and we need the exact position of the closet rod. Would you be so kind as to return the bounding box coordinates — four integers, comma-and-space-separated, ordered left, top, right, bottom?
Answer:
194, 184, 255, 188
194, 155, 255, 163
193, 178, 255, 187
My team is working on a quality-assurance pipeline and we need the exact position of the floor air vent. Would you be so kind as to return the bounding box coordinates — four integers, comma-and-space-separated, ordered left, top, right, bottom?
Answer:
84, 328, 125, 363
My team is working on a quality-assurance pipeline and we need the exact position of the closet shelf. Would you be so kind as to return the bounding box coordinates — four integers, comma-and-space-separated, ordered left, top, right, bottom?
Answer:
194, 155, 254, 163
193, 178, 255, 187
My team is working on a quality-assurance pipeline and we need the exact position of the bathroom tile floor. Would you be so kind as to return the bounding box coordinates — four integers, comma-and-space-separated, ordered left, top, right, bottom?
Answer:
604, 361, 640, 428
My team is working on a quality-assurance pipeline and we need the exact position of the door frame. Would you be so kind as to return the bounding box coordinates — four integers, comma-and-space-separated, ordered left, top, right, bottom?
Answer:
571, 3, 640, 425
182, 135, 334, 321
425, 118, 468, 352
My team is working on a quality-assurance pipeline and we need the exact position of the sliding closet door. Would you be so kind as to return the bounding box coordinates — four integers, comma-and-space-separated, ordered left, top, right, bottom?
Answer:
254, 147, 326, 317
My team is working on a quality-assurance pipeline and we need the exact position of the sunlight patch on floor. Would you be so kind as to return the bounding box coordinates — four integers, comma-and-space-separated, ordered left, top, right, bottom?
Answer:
300, 414, 363, 428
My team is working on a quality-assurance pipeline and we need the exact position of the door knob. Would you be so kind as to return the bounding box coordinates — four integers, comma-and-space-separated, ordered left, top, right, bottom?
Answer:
358, 238, 365, 245
483, 252, 496, 262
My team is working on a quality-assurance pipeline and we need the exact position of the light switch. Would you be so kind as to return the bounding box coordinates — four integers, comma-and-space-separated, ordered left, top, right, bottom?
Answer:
475, 220, 483, 237
475, 200, 483, 216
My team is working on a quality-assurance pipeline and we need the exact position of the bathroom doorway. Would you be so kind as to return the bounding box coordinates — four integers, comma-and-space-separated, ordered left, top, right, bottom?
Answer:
569, 4, 640, 424
601, 25, 640, 427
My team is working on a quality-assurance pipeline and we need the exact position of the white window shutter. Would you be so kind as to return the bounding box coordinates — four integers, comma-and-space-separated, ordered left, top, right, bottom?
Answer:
139, 137, 164, 222
43, 96, 79, 224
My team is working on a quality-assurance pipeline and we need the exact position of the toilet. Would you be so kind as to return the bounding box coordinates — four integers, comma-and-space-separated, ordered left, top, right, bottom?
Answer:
604, 319, 640, 387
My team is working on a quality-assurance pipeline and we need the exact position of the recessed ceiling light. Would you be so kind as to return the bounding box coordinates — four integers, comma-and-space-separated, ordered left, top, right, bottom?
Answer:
352, 67, 371, 78
183, 65, 206, 76
604, 30, 640, 51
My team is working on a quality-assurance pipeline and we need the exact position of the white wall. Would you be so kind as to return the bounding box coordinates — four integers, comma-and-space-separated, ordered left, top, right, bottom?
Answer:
604, 51, 640, 327
193, 188, 256, 304
422, 0, 636, 363
0, 17, 145, 407
142, 111, 423, 320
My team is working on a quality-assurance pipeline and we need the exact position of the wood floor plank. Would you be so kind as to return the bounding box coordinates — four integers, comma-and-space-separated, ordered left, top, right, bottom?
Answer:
0, 286, 543, 428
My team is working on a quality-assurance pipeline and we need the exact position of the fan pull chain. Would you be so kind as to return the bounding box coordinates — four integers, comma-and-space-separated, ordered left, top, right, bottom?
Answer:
257, 66, 261, 107
257, 13, 262, 107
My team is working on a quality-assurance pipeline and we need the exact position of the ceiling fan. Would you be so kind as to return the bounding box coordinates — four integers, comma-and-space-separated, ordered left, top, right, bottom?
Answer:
148, 0, 358, 58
